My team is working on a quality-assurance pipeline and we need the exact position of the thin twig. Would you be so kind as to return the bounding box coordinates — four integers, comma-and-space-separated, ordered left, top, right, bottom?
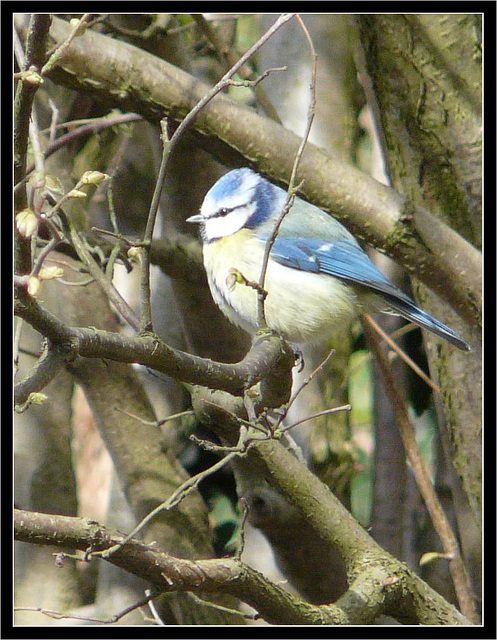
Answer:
137, 13, 296, 332
224, 67, 287, 89
186, 591, 258, 620
115, 407, 194, 427
278, 405, 351, 434
92, 451, 241, 561
202, 399, 269, 436
40, 113, 142, 133
286, 349, 336, 413
54, 202, 141, 331
47, 97, 59, 144
146, 590, 165, 625
104, 240, 122, 282
91, 226, 141, 248
90, 420, 267, 563
362, 314, 479, 623
257, 15, 317, 329
41, 14, 91, 75
28, 104, 45, 174
137, 120, 171, 331
193, 13, 283, 123
59, 276, 95, 287
15, 590, 160, 625
364, 313, 440, 393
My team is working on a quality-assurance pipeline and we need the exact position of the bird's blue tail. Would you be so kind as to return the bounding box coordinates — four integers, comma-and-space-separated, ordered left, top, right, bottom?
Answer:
382, 294, 471, 351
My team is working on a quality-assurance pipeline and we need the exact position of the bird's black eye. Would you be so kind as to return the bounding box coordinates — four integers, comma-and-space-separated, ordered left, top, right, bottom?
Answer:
212, 203, 247, 219
215, 206, 234, 218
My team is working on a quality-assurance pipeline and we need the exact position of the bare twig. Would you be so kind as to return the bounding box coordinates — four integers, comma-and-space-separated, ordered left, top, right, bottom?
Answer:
362, 314, 479, 623
41, 14, 91, 75
53, 202, 141, 331
363, 313, 440, 393
136, 119, 170, 331
92, 449, 242, 561
201, 399, 269, 436
145, 590, 165, 625
47, 97, 59, 144
28, 105, 45, 174
257, 15, 317, 329
186, 591, 258, 620
278, 405, 351, 435
116, 407, 195, 428
193, 13, 283, 123
137, 13, 296, 332
286, 349, 336, 412
15, 590, 160, 625
58, 275, 95, 287
89, 415, 270, 564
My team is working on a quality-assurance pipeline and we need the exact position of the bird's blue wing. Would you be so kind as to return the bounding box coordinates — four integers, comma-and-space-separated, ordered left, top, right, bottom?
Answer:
271, 237, 394, 293
270, 237, 470, 350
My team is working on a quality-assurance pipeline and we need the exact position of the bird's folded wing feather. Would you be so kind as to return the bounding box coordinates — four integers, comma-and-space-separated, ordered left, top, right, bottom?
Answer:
269, 237, 470, 351
271, 237, 404, 299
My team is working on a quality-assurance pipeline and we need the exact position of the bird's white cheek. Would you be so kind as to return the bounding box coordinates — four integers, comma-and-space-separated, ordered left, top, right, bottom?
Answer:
202, 203, 256, 241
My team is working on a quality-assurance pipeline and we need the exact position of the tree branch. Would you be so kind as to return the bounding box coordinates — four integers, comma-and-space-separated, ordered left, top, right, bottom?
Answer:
13, 508, 470, 625
14, 342, 69, 407
14, 286, 295, 405
14, 14, 52, 274
14, 492, 469, 628
189, 386, 473, 626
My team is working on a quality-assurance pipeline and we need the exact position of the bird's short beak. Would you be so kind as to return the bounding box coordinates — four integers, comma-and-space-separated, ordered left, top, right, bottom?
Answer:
186, 213, 204, 224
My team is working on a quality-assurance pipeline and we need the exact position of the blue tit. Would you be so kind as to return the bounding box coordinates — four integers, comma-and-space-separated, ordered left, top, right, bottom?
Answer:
187, 168, 470, 352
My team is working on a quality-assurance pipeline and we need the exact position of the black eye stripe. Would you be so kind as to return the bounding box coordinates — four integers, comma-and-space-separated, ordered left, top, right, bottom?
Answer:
211, 201, 253, 219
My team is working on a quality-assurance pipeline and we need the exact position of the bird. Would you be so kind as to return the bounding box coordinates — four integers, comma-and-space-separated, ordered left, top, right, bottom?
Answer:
187, 168, 470, 352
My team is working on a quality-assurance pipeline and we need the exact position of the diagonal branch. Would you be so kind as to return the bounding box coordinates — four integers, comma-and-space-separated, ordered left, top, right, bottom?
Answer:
362, 314, 479, 623
13, 499, 470, 627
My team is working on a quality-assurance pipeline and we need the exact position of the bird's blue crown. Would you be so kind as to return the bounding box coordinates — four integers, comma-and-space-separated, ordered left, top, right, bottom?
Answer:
206, 168, 280, 229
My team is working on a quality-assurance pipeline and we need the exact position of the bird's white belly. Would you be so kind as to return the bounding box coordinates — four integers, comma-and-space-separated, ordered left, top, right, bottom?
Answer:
203, 232, 358, 345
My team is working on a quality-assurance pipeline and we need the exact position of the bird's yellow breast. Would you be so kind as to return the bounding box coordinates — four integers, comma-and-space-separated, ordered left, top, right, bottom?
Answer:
203, 230, 358, 344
